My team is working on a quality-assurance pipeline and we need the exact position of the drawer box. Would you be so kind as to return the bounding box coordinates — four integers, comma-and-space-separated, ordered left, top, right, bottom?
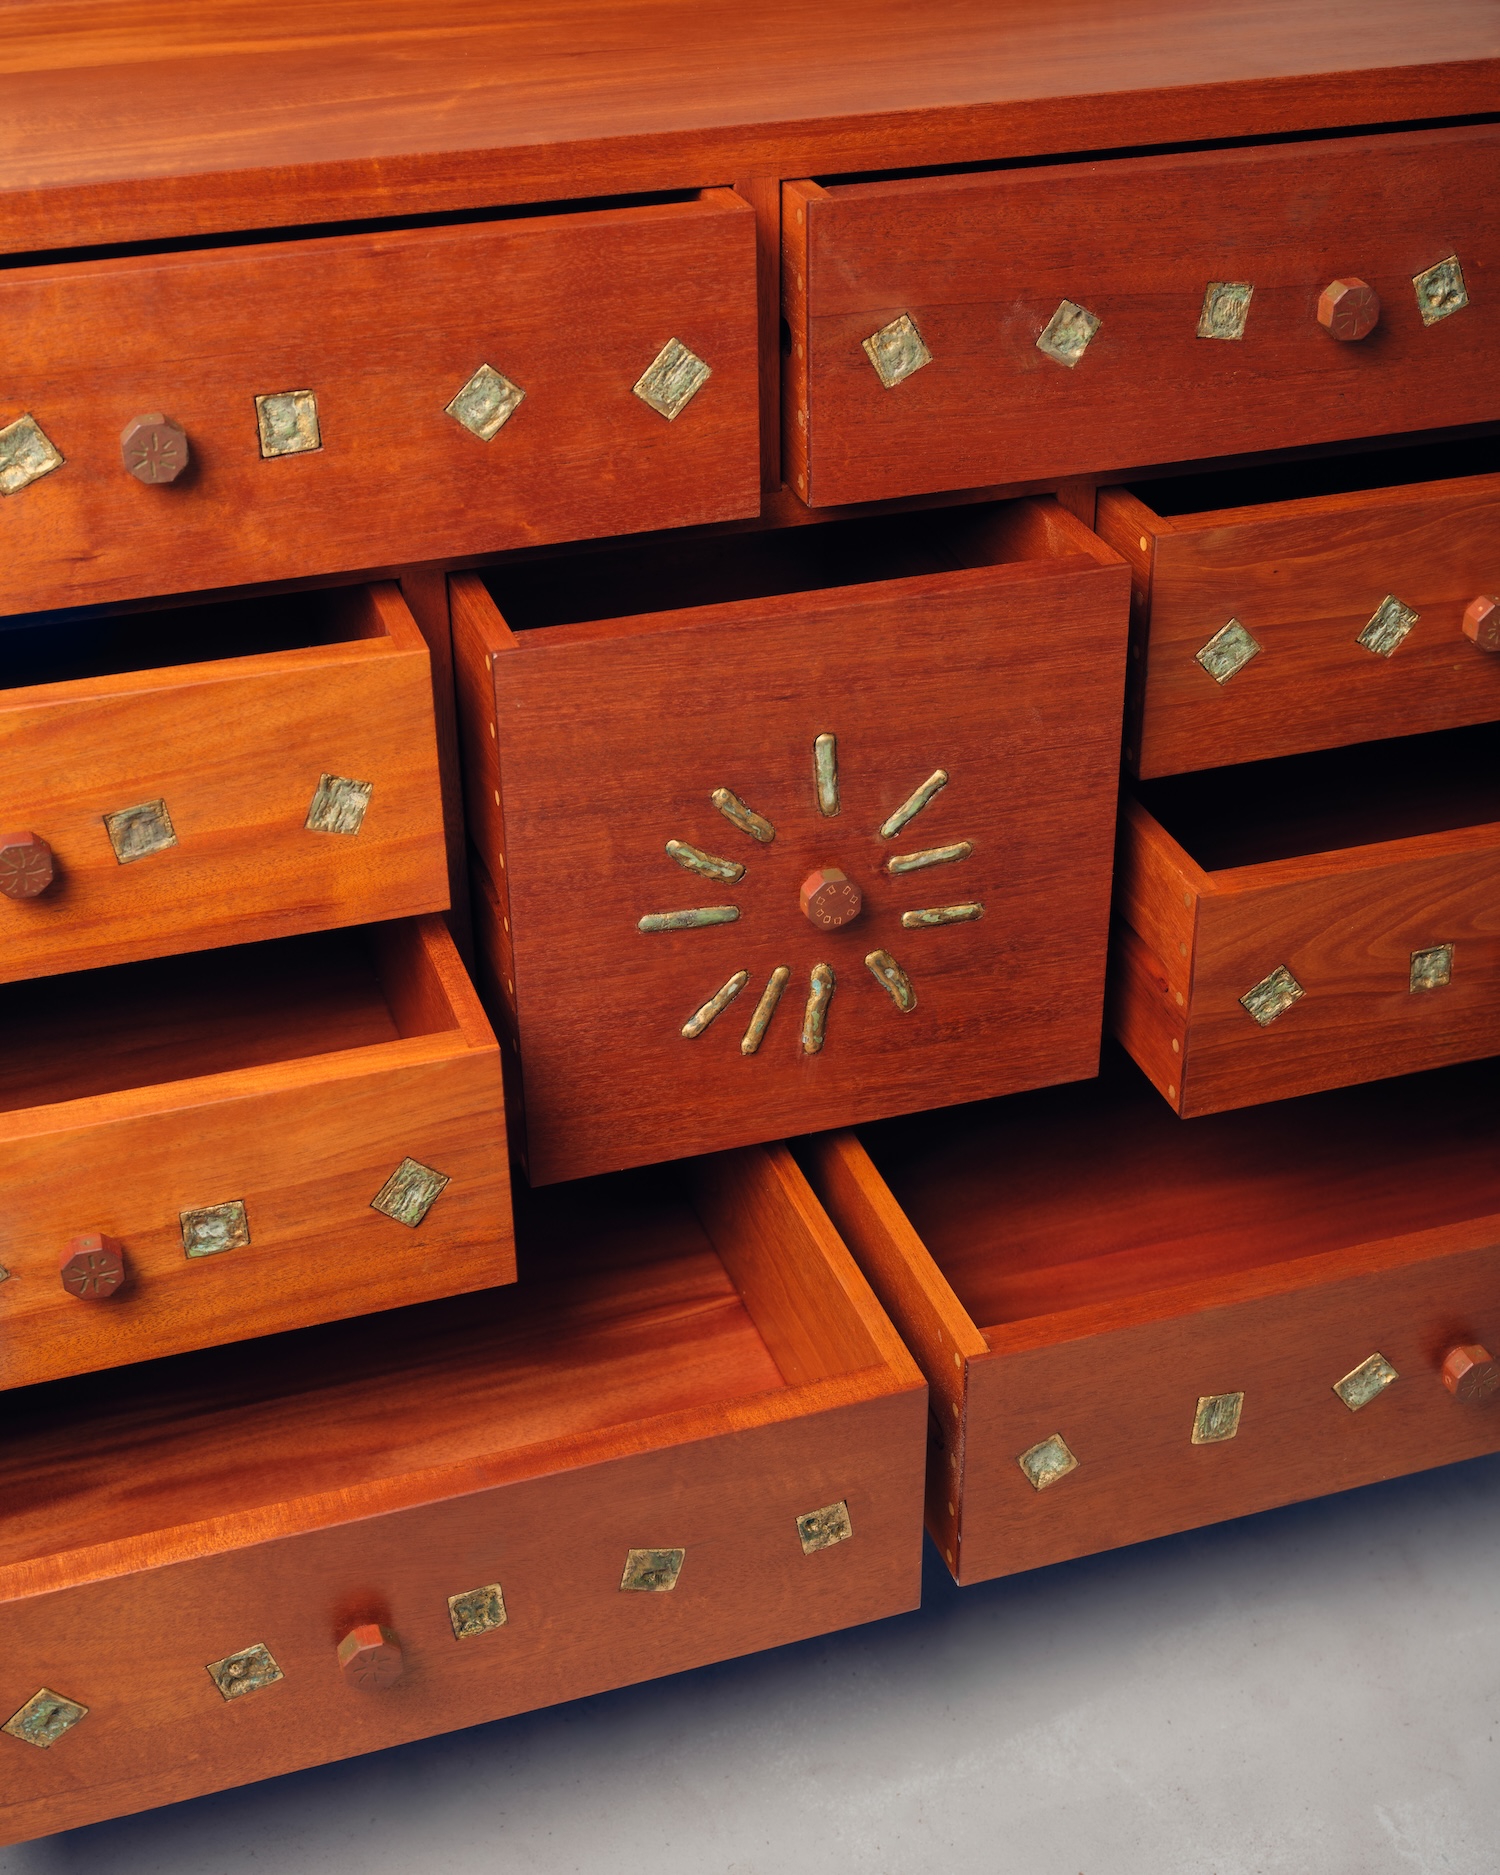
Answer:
0, 192, 758, 615
0, 1143, 923, 1845
801, 1052, 1500, 1585
784, 125, 1499, 508
0, 581, 448, 982
1097, 436, 1500, 777
452, 498, 1130, 1184
0, 915, 511, 1390
1113, 721, 1500, 1115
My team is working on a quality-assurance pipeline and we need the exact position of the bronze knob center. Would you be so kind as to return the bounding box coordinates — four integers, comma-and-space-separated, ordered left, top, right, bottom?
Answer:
800, 867, 862, 929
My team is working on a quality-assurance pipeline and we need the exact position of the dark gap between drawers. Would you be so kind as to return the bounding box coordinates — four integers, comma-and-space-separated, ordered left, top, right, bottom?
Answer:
1136, 432, 1500, 517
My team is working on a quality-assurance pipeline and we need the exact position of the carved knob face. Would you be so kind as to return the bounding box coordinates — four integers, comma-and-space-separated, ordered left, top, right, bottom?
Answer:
800, 867, 863, 929
60, 1233, 126, 1300
337, 1623, 403, 1689
0, 832, 54, 899
1442, 1343, 1499, 1405
1317, 278, 1380, 341
120, 412, 190, 484
1463, 596, 1500, 652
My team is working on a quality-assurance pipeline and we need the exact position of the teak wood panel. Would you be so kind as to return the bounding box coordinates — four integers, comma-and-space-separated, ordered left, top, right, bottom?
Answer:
784, 126, 1500, 509
0, 193, 758, 616
0, 583, 448, 981
451, 501, 1130, 1184
1098, 474, 1500, 777
0, 1144, 925, 1844
0, 916, 513, 1390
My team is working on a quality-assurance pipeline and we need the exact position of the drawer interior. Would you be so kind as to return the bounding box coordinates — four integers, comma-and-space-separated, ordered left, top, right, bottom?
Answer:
1136, 720, 1500, 870
858, 1050, 1500, 1339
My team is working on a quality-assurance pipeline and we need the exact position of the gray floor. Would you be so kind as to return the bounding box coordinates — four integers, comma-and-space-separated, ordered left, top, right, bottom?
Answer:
7, 1453, 1497, 1874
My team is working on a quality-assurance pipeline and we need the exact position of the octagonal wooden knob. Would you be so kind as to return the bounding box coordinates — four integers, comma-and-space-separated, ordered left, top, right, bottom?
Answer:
0, 832, 54, 899
1462, 596, 1500, 652
800, 867, 863, 929
1441, 1343, 1499, 1405
1317, 278, 1380, 341
337, 1623, 403, 1688
59, 1234, 126, 1300
120, 412, 190, 484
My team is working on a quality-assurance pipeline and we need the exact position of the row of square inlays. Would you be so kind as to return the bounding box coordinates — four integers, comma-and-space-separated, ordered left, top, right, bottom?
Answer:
1196, 595, 1422, 684
0, 1502, 853, 1749
1238, 943, 1455, 1031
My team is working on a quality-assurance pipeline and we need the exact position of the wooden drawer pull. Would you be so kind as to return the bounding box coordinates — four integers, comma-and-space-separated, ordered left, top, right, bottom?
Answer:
337, 1624, 404, 1689
1317, 277, 1380, 341
0, 831, 54, 898
800, 866, 862, 929
120, 413, 189, 484
59, 1234, 126, 1300
1462, 596, 1500, 651
1441, 1343, 1499, 1404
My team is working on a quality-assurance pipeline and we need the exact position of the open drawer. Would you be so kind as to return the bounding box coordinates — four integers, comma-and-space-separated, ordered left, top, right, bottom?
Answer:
0, 581, 448, 982
0, 915, 511, 1390
801, 1051, 1500, 1586
1113, 720, 1500, 1115
453, 497, 1130, 1184
0, 1143, 923, 1845
1097, 435, 1500, 777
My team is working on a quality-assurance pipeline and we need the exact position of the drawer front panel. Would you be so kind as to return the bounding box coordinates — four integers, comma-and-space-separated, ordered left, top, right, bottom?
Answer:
787, 126, 1499, 507
0, 196, 758, 614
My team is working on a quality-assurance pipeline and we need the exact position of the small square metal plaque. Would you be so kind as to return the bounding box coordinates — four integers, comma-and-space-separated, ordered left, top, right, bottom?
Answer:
3, 1689, 88, 1748
306, 773, 373, 835
446, 363, 526, 440
632, 339, 711, 420
1240, 964, 1304, 1027
1334, 1352, 1399, 1412
862, 313, 933, 388
255, 390, 322, 458
1413, 255, 1469, 327
1191, 1392, 1244, 1444
205, 1643, 283, 1701
619, 1547, 684, 1592
1196, 618, 1263, 684
1017, 1433, 1079, 1492
1410, 943, 1454, 993
371, 1158, 450, 1227
1197, 281, 1254, 341
448, 1582, 508, 1640
1036, 299, 1101, 367
105, 798, 177, 864
181, 1200, 250, 1259
796, 1500, 853, 1553
0, 413, 64, 496
1357, 594, 1419, 658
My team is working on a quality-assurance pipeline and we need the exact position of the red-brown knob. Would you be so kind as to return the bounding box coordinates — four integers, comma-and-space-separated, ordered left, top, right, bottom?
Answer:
1441, 1343, 1499, 1405
800, 866, 863, 929
1462, 596, 1500, 652
337, 1623, 403, 1688
0, 832, 54, 899
1317, 278, 1380, 341
120, 412, 190, 485
60, 1234, 126, 1300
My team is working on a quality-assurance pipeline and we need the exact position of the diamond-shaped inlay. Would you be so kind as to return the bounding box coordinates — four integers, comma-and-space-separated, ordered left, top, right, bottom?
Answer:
1197, 281, 1254, 341
1191, 1392, 1244, 1444
180, 1199, 250, 1259
1196, 618, 1263, 685
446, 363, 526, 440
1410, 943, 1454, 992
632, 339, 711, 421
255, 390, 322, 458
1357, 594, 1419, 658
796, 1500, 853, 1553
1240, 964, 1304, 1027
1413, 255, 1469, 327
1036, 300, 1101, 367
1017, 1433, 1079, 1492
305, 773, 373, 835
0, 413, 64, 497
370, 1157, 450, 1227
619, 1547, 685, 1592
448, 1582, 508, 1640
862, 312, 933, 388
1334, 1352, 1400, 1412
104, 797, 177, 864
205, 1643, 283, 1701
2, 1689, 88, 1749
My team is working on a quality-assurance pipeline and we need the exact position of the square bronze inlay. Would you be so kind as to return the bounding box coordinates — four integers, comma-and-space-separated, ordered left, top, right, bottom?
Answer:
1357, 594, 1419, 658
796, 1500, 853, 1553
1410, 943, 1454, 993
105, 798, 177, 864
0, 413, 64, 496
619, 1547, 684, 1592
371, 1158, 450, 1227
446, 363, 526, 440
1334, 1352, 1399, 1412
1239, 965, 1304, 1027
3, 1689, 87, 1748
306, 773, 373, 835
862, 313, 933, 388
632, 339, 711, 420
1413, 255, 1469, 326
1197, 281, 1254, 340
255, 390, 321, 458
205, 1643, 283, 1701
1191, 1392, 1244, 1444
1017, 1433, 1079, 1491
1036, 300, 1101, 367
448, 1583, 508, 1640
1196, 618, 1262, 685
181, 1200, 250, 1258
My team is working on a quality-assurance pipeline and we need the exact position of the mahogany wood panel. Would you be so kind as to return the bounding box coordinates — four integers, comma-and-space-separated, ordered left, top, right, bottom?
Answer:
1098, 469, 1500, 777
0, 193, 758, 616
0, 582, 448, 981
0, 1145, 924, 1843
786, 126, 1500, 508
0, 916, 513, 1390
0, 3, 1495, 252
453, 498, 1130, 1183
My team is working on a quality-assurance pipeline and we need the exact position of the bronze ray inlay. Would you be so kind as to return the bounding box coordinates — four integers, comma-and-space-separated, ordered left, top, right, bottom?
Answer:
886, 841, 972, 875
865, 949, 916, 1012
665, 839, 744, 884
879, 769, 948, 839
814, 733, 840, 817
741, 966, 790, 1055
801, 963, 835, 1054
712, 787, 775, 844
900, 903, 983, 928
682, 970, 749, 1038
638, 905, 740, 933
